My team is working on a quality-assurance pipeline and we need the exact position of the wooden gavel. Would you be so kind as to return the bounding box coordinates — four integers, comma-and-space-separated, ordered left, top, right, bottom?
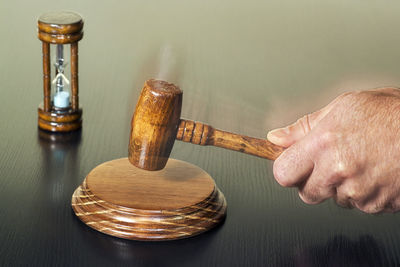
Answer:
129, 79, 285, 171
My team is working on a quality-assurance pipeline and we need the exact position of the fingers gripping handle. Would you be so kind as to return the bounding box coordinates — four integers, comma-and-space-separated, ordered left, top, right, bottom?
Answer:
176, 119, 284, 160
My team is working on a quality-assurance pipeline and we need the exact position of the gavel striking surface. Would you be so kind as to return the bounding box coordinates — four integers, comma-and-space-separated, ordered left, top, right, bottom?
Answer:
2, 1, 400, 266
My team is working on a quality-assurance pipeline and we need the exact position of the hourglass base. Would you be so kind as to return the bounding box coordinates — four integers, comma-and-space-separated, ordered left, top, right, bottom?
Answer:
38, 103, 82, 132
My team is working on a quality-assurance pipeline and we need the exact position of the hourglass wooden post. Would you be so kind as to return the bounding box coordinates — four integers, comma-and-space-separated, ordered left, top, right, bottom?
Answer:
37, 11, 83, 132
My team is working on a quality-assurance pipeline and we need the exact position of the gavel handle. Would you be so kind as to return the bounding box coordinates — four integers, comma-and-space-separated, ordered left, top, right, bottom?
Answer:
176, 119, 285, 160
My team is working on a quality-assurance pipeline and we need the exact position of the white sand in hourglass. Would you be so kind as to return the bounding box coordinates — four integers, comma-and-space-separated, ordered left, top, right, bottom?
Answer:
53, 44, 70, 108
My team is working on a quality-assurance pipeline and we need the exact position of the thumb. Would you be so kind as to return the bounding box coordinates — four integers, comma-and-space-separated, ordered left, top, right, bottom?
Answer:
267, 101, 336, 147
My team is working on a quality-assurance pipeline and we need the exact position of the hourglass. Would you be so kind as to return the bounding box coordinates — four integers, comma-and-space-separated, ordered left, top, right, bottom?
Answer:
37, 11, 83, 132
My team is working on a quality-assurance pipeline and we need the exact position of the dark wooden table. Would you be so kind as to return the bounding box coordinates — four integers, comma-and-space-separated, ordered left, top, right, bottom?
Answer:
2, 1, 400, 266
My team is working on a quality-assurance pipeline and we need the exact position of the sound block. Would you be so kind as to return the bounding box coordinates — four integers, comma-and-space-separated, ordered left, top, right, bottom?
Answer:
71, 158, 227, 241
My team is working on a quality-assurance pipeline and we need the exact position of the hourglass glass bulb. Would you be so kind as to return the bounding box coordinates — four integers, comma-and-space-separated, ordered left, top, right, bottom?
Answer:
53, 44, 70, 108
37, 11, 83, 132
56, 45, 64, 71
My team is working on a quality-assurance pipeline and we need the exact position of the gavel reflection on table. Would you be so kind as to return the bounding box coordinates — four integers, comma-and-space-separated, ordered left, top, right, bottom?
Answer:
72, 79, 284, 241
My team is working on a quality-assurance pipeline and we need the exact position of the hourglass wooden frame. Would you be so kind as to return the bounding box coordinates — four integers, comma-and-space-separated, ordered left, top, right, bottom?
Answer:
37, 11, 83, 132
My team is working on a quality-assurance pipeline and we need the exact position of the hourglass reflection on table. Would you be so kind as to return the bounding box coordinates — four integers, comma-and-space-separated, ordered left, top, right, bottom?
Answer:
37, 11, 83, 132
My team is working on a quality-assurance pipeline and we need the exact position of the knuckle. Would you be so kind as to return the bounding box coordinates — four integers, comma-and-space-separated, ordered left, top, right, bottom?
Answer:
345, 187, 359, 200
295, 115, 312, 134
340, 183, 362, 201
331, 161, 357, 180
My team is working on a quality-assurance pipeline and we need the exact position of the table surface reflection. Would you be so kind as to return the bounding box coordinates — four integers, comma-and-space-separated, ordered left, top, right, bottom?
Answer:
1, 1, 400, 266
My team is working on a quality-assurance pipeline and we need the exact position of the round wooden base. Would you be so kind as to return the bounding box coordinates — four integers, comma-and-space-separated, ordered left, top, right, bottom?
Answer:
71, 158, 227, 241
38, 104, 82, 132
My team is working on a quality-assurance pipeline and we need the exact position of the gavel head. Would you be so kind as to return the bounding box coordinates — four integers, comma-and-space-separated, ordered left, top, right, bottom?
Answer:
129, 79, 182, 171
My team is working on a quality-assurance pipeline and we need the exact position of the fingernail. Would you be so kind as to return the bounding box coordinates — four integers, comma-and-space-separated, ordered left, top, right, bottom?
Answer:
268, 127, 290, 138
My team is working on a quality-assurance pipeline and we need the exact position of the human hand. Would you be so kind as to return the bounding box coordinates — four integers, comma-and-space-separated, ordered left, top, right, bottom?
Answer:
267, 88, 400, 213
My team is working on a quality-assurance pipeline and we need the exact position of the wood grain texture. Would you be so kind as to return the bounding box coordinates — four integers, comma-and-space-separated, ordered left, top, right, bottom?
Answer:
37, 11, 83, 132
129, 79, 182, 170
37, 105, 82, 132
2, 2, 400, 266
38, 11, 83, 44
70, 43, 79, 111
38, 117, 82, 132
177, 119, 284, 160
42, 42, 51, 112
38, 104, 82, 123
129, 79, 284, 171
71, 158, 227, 241
37, 31, 83, 45
38, 11, 83, 40
38, 11, 83, 34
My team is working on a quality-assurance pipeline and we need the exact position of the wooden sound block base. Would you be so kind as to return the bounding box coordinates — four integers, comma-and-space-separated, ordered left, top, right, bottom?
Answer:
71, 158, 227, 241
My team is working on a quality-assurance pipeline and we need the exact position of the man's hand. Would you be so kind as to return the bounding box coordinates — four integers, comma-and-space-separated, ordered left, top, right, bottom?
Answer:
267, 88, 400, 213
